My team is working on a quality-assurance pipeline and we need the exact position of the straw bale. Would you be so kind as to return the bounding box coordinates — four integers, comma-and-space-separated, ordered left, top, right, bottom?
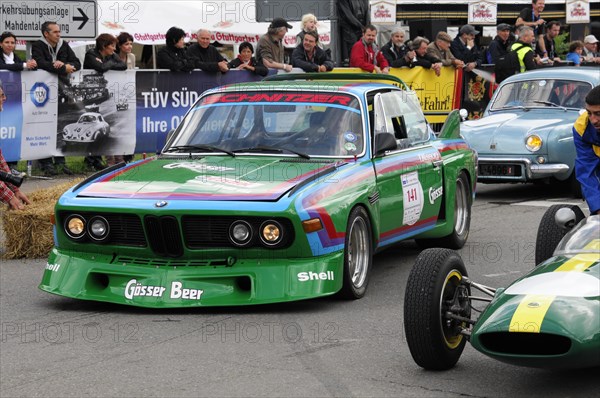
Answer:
1, 179, 83, 259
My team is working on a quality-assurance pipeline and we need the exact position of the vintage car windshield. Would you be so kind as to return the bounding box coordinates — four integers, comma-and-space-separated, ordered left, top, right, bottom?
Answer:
490, 79, 592, 111
166, 91, 364, 158
554, 215, 600, 255
79, 115, 97, 123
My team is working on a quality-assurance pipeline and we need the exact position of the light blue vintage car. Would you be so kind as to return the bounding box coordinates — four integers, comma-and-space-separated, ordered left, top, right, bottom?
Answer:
461, 67, 599, 195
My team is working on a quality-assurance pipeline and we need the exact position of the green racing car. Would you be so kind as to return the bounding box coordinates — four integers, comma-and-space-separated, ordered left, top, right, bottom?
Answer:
40, 74, 477, 307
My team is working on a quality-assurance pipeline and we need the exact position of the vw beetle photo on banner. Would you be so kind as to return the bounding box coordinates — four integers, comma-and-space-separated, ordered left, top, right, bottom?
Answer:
40, 74, 476, 308
460, 67, 599, 197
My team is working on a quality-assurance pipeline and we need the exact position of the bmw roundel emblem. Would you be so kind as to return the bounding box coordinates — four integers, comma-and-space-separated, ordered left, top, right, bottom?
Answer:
155, 201, 168, 208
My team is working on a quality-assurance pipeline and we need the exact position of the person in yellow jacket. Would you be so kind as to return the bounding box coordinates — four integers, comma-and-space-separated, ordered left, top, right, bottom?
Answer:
512, 26, 540, 73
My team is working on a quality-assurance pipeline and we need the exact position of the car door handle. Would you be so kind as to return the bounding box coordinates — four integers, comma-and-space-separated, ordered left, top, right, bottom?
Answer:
432, 159, 443, 168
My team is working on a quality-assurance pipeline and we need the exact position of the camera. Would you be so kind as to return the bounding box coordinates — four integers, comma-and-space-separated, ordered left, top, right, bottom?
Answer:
0, 170, 24, 187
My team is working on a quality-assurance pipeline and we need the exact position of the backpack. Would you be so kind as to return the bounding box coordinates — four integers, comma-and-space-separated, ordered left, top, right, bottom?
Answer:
494, 44, 526, 84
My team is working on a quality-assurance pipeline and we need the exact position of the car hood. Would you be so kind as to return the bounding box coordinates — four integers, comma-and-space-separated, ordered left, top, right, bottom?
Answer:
76, 157, 340, 201
65, 123, 96, 134
461, 111, 576, 155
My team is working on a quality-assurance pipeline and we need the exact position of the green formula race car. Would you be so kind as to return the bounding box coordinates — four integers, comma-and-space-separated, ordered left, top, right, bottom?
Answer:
40, 74, 476, 307
404, 205, 599, 369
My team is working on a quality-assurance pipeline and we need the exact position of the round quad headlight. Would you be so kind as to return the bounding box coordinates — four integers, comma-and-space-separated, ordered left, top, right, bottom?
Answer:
88, 216, 109, 241
260, 221, 283, 246
65, 215, 86, 239
229, 221, 253, 246
525, 135, 543, 152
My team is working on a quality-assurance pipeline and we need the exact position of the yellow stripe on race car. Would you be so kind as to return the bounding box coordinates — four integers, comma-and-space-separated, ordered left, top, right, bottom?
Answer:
509, 294, 555, 333
555, 240, 600, 272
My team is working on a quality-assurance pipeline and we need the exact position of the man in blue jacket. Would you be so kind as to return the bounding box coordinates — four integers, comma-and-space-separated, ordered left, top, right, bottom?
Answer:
573, 85, 600, 215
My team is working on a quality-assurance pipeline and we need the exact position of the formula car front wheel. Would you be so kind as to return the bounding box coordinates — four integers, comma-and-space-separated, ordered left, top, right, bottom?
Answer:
535, 204, 585, 265
404, 248, 471, 370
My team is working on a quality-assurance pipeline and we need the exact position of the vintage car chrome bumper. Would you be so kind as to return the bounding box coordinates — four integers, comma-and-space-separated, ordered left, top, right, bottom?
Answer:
477, 156, 570, 182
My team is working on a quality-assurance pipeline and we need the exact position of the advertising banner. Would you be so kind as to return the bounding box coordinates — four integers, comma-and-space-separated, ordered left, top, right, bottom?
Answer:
0, 71, 25, 162
135, 70, 271, 154
58, 70, 136, 157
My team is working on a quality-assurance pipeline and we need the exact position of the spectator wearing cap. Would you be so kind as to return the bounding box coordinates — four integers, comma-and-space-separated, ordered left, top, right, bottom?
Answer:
450, 24, 483, 72
486, 23, 515, 64
292, 31, 334, 72
256, 17, 293, 72
427, 31, 464, 68
535, 21, 561, 63
583, 35, 600, 64
349, 24, 389, 74
380, 27, 414, 68
515, 0, 547, 54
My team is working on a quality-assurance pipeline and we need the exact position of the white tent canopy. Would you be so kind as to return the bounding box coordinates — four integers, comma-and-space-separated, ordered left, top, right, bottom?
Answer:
97, 0, 331, 48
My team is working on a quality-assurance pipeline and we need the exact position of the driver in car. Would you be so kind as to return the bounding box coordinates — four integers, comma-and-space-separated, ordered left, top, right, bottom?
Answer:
573, 85, 600, 215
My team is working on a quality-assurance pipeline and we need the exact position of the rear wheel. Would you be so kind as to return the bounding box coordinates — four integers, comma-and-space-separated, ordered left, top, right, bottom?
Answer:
404, 248, 471, 370
535, 204, 585, 264
338, 207, 373, 299
416, 171, 471, 249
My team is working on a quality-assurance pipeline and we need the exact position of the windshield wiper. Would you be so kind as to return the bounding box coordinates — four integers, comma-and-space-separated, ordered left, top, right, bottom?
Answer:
233, 145, 311, 159
164, 145, 235, 157
532, 100, 568, 111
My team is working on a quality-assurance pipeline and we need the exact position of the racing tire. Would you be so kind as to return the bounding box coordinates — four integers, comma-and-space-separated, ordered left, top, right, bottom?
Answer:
416, 171, 471, 250
535, 204, 585, 265
338, 207, 373, 299
404, 248, 470, 370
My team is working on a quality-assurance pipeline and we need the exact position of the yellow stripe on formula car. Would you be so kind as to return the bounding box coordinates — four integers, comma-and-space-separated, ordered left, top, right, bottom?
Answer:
509, 294, 555, 333
555, 240, 600, 272
509, 240, 599, 333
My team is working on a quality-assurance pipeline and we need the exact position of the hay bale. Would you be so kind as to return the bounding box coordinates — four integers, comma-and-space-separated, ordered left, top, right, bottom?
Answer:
1, 179, 83, 259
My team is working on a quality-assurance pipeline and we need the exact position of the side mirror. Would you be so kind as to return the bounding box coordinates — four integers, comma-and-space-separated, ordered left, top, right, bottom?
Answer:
374, 133, 397, 155
459, 109, 469, 121
555, 208, 577, 230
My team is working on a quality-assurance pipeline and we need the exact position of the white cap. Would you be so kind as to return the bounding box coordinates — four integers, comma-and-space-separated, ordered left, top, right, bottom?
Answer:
584, 35, 598, 44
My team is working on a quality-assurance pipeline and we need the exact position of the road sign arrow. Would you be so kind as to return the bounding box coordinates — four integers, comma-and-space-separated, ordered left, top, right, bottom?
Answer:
73, 8, 89, 30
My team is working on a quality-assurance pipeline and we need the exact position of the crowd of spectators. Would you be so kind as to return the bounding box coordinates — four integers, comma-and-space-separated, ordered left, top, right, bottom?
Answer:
1, 10, 599, 178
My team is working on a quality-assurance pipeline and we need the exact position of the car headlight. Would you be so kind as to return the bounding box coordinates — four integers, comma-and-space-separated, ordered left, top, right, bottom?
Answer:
525, 135, 542, 152
88, 216, 109, 241
229, 221, 253, 246
260, 220, 283, 246
65, 215, 86, 239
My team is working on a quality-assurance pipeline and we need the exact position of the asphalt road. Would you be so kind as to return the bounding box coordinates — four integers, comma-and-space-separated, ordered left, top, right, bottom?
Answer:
1, 181, 599, 397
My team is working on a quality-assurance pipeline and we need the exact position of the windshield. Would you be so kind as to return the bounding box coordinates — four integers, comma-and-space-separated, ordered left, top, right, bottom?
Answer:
166, 91, 364, 158
79, 115, 97, 123
490, 79, 592, 111
554, 215, 600, 255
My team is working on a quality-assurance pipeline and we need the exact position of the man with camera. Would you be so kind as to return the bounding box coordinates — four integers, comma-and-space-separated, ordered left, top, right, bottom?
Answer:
0, 84, 31, 210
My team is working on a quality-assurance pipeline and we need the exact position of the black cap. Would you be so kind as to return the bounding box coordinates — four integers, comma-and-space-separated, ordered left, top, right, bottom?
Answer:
459, 24, 480, 35
497, 23, 512, 31
270, 17, 293, 29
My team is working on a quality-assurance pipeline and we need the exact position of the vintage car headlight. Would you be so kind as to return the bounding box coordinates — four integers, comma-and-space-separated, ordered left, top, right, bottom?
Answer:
229, 220, 253, 246
525, 135, 543, 152
65, 215, 86, 239
88, 216, 109, 241
260, 221, 282, 246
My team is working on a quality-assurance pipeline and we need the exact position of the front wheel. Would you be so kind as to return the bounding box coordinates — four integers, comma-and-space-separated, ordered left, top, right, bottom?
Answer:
535, 204, 585, 265
404, 248, 471, 370
338, 207, 373, 299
